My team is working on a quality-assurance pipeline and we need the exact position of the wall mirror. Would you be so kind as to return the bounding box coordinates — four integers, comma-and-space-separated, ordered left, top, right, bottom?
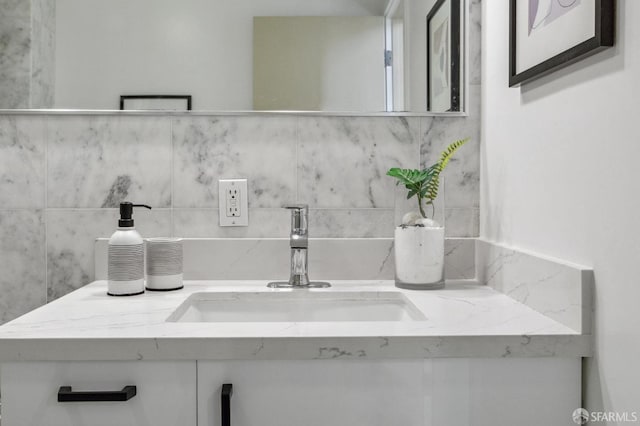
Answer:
1, 0, 467, 113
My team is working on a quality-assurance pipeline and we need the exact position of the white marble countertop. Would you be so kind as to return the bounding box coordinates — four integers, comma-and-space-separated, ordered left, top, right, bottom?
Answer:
0, 280, 591, 361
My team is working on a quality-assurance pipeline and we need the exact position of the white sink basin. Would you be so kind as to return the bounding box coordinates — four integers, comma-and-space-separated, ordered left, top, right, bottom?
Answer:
167, 291, 426, 322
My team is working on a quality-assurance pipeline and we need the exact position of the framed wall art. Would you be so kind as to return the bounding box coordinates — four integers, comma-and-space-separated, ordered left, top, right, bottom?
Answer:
120, 95, 192, 111
427, 0, 461, 112
509, 0, 614, 87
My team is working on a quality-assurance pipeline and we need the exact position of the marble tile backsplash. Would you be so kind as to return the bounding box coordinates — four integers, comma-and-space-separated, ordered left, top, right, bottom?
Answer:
0, 0, 56, 109
47, 116, 172, 208
0, 9, 31, 109
0, 113, 480, 319
173, 116, 298, 208
297, 117, 419, 209
0, 116, 46, 208
30, 0, 56, 108
0, 209, 46, 323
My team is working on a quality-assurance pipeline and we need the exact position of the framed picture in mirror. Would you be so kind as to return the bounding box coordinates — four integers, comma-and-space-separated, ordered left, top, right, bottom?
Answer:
509, 0, 614, 87
427, 0, 461, 112
120, 95, 192, 111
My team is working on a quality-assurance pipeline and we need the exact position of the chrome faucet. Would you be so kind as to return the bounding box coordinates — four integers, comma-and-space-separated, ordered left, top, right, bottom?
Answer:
267, 205, 330, 289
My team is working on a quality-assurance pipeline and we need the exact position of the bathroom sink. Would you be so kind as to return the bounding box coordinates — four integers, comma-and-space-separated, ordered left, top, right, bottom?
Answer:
167, 291, 426, 322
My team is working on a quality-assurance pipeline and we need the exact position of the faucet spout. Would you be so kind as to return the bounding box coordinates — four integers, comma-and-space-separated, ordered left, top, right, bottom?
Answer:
287, 204, 308, 248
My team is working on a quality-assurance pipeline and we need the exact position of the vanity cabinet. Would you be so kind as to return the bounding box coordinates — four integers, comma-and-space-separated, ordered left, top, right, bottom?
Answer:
197, 360, 425, 426
0, 358, 580, 426
1, 361, 197, 426
197, 358, 581, 426
0, 266, 591, 425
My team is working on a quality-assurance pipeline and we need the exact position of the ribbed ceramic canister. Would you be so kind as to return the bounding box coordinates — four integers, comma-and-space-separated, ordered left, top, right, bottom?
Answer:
145, 238, 183, 291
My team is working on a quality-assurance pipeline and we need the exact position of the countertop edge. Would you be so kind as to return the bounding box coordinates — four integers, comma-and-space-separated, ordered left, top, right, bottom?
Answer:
0, 334, 592, 362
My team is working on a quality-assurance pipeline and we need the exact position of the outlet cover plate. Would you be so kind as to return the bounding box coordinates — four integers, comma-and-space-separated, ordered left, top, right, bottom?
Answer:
218, 179, 249, 227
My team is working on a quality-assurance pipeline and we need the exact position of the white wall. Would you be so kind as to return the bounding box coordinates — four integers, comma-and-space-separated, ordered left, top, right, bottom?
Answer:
253, 16, 385, 111
54, 0, 388, 110
482, 0, 639, 421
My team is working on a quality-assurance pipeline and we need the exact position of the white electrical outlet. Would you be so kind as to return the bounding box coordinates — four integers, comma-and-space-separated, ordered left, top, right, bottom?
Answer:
218, 179, 249, 227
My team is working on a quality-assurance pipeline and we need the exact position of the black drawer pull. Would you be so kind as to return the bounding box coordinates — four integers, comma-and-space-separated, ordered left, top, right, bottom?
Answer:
221, 383, 233, 426
57, 385, 137, 402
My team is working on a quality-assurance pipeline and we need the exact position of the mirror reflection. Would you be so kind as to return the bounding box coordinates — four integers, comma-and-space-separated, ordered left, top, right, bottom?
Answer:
0, 0, 466, 113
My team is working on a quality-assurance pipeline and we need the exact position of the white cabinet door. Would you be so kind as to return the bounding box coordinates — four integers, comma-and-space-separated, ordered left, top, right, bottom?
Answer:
197, 359, 426, 426
198, 358, 582, 426
1, 361, 197, 426
428, 357, 582, 426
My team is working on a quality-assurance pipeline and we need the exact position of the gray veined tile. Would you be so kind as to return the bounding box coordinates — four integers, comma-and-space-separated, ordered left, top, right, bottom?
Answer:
445, 208, 479, 238
173, 208, 395, 239
0, 116, 46, 208
421, 85, 480, 208
43, 0, 56, 28
47, 116, 172, 208
31, 0, 56, 30
173, 208, 290, 238
30, 13, 55, 108
0, 210, 46, 324
173, 116, 297, 208
309, 209, 395, 238
0, 17, 31, 109
445, 238, 476, 280
297, 116, 420, 209
46, 209, 171, 300
0, 0, 30, 18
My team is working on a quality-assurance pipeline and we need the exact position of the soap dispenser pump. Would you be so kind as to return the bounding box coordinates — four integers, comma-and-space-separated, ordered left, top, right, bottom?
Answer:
107, 202, 152, 296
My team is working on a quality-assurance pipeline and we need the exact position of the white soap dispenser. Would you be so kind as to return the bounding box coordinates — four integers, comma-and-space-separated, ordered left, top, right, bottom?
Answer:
107, 202, 152, 296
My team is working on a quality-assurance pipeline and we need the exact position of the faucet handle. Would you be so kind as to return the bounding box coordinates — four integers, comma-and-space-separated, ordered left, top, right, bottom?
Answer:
284, 204, 308, 233
284, 204, 308, 213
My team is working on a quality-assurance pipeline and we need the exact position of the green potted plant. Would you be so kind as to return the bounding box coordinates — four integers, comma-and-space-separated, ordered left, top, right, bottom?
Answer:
387, 138, 469, 290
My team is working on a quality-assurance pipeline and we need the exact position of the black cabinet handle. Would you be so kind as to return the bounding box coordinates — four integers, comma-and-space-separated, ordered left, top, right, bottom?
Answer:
57, 385, 137, 402
221, 383, 233, 426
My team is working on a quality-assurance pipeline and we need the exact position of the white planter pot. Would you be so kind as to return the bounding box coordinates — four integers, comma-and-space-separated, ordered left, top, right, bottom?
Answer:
394, 225, 445, 290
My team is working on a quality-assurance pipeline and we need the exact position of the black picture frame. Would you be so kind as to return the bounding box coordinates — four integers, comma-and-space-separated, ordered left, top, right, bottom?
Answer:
120, 95, 192, 110
426, 0, 461, 112
509, 0, 614, 87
